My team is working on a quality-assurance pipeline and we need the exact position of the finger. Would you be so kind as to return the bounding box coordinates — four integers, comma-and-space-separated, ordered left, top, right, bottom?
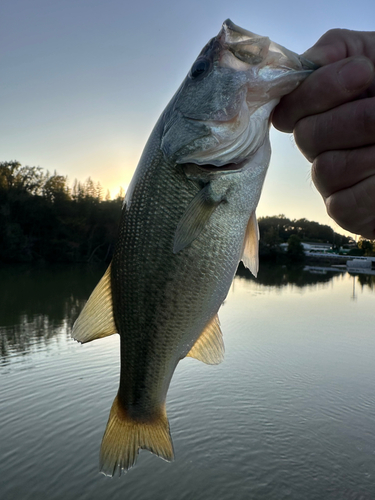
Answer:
303, 29, 375, 65
312, 145, 375, 199
294, 97, 375, 161
272, 56, 374, 133
324, 176, 375, 239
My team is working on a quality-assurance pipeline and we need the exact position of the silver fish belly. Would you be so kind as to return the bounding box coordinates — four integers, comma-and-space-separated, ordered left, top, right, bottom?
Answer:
72, 19, 315, 475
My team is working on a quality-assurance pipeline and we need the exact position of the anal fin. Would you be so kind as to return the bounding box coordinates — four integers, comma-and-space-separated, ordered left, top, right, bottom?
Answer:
72, 263, 117, 343
100, 395, 174, 476
186, 314, 224, 365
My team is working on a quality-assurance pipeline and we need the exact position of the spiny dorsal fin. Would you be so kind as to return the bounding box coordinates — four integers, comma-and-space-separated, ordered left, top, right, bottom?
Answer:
186, 314, 224, 365
173, 184, 222, 254
100, 395, 174, 476
241, 211, 259, 278
72, 263, 117, 343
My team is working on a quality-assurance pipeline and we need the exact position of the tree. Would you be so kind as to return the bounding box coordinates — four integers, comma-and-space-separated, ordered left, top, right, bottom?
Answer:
0, 161, 45, 195
43, 171, 70, 202
287, 234, 305, 261
116, 186, 125, 200
358, 238, 375, 256
96, 182, 103, 202
0, 160, 21, 190
0, 160, 122, 263
258, 215, 352, 246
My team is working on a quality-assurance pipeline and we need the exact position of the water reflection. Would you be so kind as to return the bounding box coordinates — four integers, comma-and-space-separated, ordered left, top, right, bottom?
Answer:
237, 262, 340, 287
1, 263, 375, 499
353, 271, 375, 290
0, 263, 374, 362
0, 264, 105, 361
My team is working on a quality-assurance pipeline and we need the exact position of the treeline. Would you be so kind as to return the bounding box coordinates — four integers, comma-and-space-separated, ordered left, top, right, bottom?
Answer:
0, 161, 123, 263
258, 215, 354, 261
258, 215, 375, 258
0, 161, 371, 264
259, 214, 352, 246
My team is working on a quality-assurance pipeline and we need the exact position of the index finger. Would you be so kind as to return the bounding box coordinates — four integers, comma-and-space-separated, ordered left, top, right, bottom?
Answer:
272, 56, 374, 133
302, 28, 375, 66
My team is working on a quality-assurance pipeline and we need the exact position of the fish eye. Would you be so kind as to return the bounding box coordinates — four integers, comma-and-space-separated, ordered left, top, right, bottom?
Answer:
189, 58, 211, 79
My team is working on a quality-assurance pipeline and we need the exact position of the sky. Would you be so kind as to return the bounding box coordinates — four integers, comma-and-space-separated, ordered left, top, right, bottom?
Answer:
1, 0, 375, 237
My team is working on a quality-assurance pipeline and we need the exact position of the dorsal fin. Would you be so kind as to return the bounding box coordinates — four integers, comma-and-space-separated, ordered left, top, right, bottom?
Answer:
72, 263, 117, 343
241, 211, 259, 277
186, 314, 224, 365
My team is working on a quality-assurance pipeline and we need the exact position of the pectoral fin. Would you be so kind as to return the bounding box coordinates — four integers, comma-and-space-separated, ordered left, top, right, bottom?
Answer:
173, 184, 222, 254
241, 211, 259, 277
186, 314, 224, 365
72, 263, 117, 343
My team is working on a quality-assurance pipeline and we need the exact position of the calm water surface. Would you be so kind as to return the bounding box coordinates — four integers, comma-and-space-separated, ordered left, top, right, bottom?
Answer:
1, 264, 375, 500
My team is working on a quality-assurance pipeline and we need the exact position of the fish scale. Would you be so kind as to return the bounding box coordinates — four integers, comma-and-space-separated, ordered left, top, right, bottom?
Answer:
72, 19, 316, 475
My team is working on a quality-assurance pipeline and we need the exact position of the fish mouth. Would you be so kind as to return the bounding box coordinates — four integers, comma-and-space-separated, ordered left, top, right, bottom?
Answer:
220, 19, 319, 75
164, 20, 319, 169
188, 158, 248, 174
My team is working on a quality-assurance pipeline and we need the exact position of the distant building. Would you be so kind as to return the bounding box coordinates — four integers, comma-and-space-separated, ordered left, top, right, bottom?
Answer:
347, 256, 375, 271
301, 243, 332, 254
280, 242, 333, 254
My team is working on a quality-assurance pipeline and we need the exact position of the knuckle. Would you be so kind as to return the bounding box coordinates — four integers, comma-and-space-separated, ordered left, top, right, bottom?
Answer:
313, 29, 349, 58
311, 152, 337, 192
271, 105, 294, 133
322, 28, 348, 41
293, 119, 313, 161
311, 29, 368, 66
294, 115, 322, 163
325, 193, 342, 220
326, 178, 375, 235
322, 152, 375, 237
325, 191, 354, 228
318, 28, 360, 52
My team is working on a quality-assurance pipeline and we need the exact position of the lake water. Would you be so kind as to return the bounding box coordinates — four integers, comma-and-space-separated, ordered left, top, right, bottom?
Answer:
1, 263, 375, 500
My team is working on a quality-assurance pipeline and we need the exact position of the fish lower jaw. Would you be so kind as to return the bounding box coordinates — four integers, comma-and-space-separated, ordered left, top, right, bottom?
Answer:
188, 157, 249, 174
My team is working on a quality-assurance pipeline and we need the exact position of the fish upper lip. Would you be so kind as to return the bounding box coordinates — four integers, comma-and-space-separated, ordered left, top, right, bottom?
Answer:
221, 19, 320, 74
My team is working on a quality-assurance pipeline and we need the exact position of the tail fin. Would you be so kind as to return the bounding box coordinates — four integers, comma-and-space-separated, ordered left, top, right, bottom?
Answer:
99, 395, 174, 476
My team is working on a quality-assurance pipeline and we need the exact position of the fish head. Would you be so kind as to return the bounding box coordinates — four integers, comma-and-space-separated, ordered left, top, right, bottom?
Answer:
161, 19, 316, 172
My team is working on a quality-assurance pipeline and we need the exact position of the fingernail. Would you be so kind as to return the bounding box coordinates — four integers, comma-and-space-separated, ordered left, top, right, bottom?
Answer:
338, 57, 374, 92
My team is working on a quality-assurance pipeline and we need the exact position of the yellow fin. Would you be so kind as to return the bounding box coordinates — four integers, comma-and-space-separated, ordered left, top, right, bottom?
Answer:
100, 395, 174, 476
241, 211, 259, 278
72, 263, 117, 343
186, 314, 224, 365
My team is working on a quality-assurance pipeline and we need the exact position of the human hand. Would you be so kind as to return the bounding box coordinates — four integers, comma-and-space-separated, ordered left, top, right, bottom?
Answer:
272, 29, 375, 239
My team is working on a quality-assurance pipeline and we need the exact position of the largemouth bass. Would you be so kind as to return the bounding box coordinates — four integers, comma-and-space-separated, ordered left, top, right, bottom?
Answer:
72, 19, 315, 475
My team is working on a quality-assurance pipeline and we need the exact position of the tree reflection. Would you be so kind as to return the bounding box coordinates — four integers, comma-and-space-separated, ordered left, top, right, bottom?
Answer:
1, 263, 373, 361
236, 262, 339, 287
0, 264, 106, 361
350, 272, 375, 291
